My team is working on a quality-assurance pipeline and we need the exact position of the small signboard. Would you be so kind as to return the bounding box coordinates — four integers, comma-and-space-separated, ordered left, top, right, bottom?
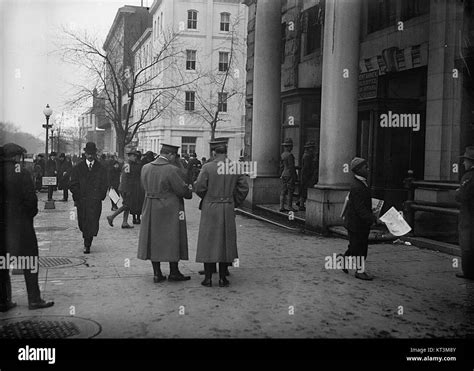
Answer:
42, 177, 57, 186
358, 71, 378, 100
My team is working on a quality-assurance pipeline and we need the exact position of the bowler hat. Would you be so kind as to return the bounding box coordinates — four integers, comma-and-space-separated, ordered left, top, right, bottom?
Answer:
460, 146, 474, 161
161, 143, 180, 154
49, 151, 57, 157
282, 138, 293, 146
84, 142, 98, 154
304, 140, 316, 148
3, 143, 27, 158
350, 157, 368, 172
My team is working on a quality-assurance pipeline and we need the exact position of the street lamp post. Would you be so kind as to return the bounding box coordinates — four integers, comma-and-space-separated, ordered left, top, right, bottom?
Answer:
42, 104, 55, 210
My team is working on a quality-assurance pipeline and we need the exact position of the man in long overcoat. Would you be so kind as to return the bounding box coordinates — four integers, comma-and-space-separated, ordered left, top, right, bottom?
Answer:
455, 146, 474, 280
341, 157, 376, 281
0, 143, 54, 311
298, 141, 316, 211
194, 141, 249, 287
69, 142, 108, 253
137, 143, 192, 282
57, 153, 72, 201
106, 150, 141, 228
280, 138, 297, 212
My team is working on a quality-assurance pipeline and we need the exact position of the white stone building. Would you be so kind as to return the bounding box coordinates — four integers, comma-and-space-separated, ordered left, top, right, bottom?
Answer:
133, 0, 248, 160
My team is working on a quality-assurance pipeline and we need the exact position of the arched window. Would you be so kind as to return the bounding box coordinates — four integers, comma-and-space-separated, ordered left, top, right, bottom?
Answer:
187, 10, 197, 29
220, 12, 230, 32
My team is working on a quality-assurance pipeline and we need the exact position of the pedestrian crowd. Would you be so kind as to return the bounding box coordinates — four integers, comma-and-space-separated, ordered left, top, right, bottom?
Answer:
1, 138, 473, 314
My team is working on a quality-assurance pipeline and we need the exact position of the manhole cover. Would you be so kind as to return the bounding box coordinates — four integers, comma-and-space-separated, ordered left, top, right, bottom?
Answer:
0, 316, 101, 339
35, 226, 69, 232
39, 256, 85, 269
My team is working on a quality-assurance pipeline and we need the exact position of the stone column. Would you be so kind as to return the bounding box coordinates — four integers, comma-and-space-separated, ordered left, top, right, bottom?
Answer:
423, 0, 462, 184
244, 0, 282, 208
306, 0, 361, 232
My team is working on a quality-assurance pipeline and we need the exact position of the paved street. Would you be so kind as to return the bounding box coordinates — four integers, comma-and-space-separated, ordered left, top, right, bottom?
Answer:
3, 190, 474, 338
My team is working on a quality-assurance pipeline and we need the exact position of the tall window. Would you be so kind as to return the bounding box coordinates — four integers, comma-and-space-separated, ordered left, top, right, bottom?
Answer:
181, 137, 197, 155
218, 92, 228, 112
401, 0, 429, 20
220, 12, 230, 31
219, 52, 229, 72
281, 22, 286, 63
303, 6, 321, 55
186, 50, 196, 70
367, 0, 397, 33
187, 10, 197, 29
185, 91, 195, 111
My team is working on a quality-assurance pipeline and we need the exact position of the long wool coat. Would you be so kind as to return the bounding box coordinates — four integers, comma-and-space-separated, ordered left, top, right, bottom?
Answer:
344, 177, 374, 233
0, 159, 39, 258
137, 157, 192, 262
455, 167, 474, 275
69, 160, 108, 238
194, 158, 249, 263
119, 161, 143, 214
57, 159, 72, 190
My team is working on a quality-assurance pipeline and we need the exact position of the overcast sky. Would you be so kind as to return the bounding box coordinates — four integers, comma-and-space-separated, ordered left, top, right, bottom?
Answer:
1, 0, 150, 138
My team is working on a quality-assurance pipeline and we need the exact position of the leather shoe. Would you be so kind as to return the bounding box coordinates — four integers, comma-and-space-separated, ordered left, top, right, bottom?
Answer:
201, 278, 212, 287
0, 301, 17, 312
83, 247, 90, 254
153, 274, 166, 283
355, 272, 373, 281
219, 278, 230, 287
107, 215, 114, 227
336, 254, 348, 274
29, 299, 54, 310
168, 273, 191, 281
121, 224, 134, 229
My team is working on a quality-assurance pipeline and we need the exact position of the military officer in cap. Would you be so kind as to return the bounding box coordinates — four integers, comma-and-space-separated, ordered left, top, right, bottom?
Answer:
280, 138, 297, 212
195, 139, 249, 287
298, 141, 317, 211
138, 143, 192, 282
0, 143, 54, 311
69, 142, 108, 253
455, 146, 474, 280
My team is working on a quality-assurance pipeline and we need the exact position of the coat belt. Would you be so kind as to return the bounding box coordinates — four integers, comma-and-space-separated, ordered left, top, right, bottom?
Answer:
206, 196, 233, 203
146, 192, 169, 199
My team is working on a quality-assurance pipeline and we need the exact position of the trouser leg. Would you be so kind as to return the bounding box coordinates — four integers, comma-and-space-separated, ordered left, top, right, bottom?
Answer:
204, 263, 214, 280
47, 186, 53, 200
461, 250, 474, 278
218, 263, 228, 280
63, 188, 68, 200
152, 261, 162, 276
0, 268, 12, 304
24, 269, 41, 304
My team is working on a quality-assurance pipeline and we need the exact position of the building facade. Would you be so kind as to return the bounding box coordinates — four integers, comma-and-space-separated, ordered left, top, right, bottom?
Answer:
243, 0, 474, 236
133, 0, 248, 160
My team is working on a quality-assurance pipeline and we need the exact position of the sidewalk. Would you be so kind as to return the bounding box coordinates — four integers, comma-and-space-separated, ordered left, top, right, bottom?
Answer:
2, 190, 474, 338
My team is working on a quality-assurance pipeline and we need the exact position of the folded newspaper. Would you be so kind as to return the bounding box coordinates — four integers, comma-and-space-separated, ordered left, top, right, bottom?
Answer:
108, 188, 121, 205
379, 206, 412, 236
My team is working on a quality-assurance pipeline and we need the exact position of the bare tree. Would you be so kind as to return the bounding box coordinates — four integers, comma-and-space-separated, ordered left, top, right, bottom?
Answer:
55, 26, 200, 158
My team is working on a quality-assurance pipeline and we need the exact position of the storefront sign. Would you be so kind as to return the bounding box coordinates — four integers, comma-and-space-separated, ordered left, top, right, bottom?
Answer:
42, 177, 57, 186
358, 71, 378, 100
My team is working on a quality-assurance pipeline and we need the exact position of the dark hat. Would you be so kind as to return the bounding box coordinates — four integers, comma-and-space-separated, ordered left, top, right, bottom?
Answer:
350, 157, 368, 172
3, 143, 27, 158
127, 149, 139, 156
304, 140, 316, 148
282, 138, 293, 146
49, 151, 57, 157
161, 143, 180, 154
460, 146, 474, 161
84, 142, 98, 154
210, 138, 229, 151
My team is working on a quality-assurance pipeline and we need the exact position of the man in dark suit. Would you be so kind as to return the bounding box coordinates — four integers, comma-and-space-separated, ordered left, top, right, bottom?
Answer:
0, 143, 54, 311
342, 157, 376, 280
45, 151, 57, 200
69, 142, 108, 253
